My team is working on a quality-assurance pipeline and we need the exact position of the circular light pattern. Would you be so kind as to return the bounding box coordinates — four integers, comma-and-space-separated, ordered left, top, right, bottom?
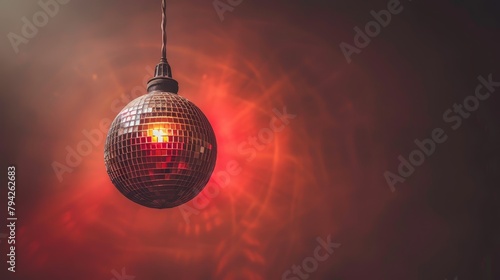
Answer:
104, 91, 217, 209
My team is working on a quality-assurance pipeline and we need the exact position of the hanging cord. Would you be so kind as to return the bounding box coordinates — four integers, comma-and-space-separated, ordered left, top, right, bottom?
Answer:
161, 0, 167, 62
147, 0, 178, 92
152, 0, 172, 78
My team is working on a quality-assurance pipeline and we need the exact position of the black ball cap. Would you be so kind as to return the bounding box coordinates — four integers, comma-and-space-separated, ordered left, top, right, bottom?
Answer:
147, 59, 179, 93
147, 77, 179, 93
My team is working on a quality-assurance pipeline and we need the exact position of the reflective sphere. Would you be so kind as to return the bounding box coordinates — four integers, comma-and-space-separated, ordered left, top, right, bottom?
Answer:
104, 91, 217, 209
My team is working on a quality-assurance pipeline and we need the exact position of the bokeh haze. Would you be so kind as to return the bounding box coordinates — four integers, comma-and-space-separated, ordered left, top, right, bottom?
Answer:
0, 0, 499, 279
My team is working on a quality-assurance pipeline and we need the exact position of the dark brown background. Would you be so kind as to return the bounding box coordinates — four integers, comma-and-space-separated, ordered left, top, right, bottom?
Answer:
0, 0, 499, 279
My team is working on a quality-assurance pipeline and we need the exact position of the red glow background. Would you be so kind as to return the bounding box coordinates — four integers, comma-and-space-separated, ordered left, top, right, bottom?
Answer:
0, 0, 499, 279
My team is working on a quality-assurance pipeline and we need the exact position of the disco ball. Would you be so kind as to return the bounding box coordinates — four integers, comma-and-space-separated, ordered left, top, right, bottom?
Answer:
104, 88, 217, 209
